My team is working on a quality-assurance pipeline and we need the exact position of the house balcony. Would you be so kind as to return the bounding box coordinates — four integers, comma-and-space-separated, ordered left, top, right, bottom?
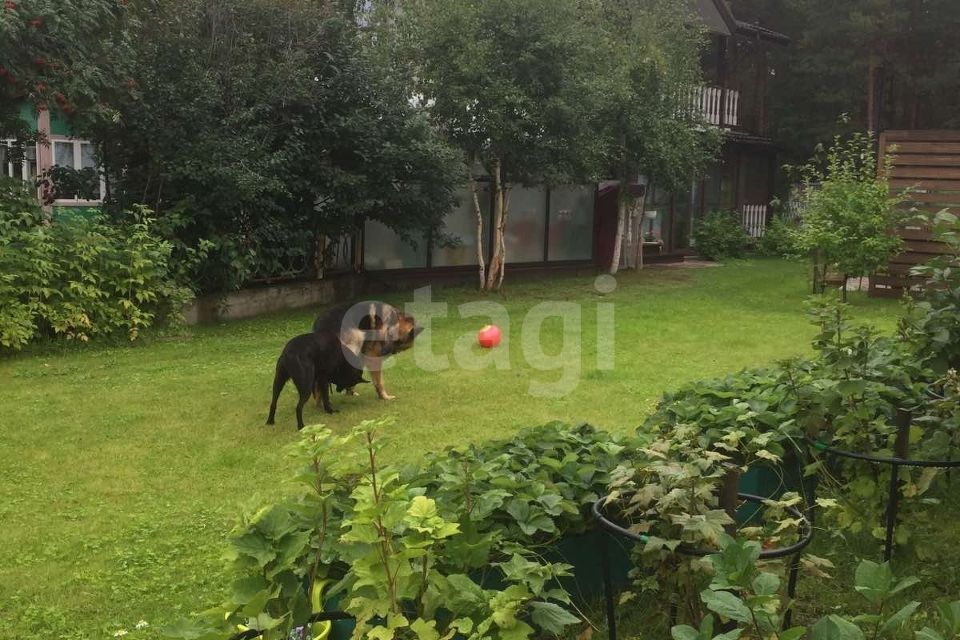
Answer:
692, 85, 739, 128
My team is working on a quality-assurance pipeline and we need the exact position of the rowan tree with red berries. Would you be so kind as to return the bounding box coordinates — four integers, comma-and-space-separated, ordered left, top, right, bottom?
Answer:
0, 0, 134, 143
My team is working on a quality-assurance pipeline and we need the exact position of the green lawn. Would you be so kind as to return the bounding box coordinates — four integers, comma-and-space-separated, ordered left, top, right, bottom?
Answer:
0, 259, 902, 639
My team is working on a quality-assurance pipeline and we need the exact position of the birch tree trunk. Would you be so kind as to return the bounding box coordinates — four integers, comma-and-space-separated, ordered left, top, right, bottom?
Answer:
629, 190, 647, 269
609, 137, 629, 275
609, 196, 627, 275
471, 176, 486, 290
496, 187, 511, 289
485, 159, 508, 290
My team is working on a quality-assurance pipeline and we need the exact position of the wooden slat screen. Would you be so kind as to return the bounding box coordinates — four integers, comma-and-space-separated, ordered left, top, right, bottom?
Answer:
870, 130, 960, 298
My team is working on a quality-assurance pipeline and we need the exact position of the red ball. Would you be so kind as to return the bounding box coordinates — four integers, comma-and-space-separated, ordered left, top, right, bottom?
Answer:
477, 324, 502, 349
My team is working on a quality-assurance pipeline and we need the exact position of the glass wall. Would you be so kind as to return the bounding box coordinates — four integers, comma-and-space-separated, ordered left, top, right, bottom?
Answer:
547, 186, 594, 261
363, 220, 427, 270
363, 183, 595, 270
645, 185, 672, 249
504, 186, 547, 263
702, 154, 736, 213
432, 186, 489, 267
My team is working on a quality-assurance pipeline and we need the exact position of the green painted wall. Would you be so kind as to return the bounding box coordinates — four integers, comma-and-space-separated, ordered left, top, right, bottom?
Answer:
49, 107, 73, 136
18, 103, 37, 133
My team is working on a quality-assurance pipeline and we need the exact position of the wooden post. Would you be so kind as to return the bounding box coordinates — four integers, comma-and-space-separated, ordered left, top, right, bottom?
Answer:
718, 37, 729, 129
721, 466, 741, 534
883, 409, 911, 561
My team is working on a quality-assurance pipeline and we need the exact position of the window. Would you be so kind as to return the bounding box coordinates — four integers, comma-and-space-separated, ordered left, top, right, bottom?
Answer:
54, 141, 74, 168
49, 138, 103, 202
548, 186, 594, 261
363, 220, 428, 270
1, 140, 37, 181
702, 158, 735, 213
504, 186, 546, 263
432, 186, 489, 267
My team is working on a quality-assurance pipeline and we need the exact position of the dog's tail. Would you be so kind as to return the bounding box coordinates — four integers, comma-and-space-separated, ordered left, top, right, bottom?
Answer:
266, 359, 289, 425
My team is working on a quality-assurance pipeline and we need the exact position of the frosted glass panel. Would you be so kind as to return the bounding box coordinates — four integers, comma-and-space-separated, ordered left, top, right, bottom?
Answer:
548, 186, 594, 261
504, 186, 546, 263
80, 143, 96, 169
54, 141, 74, 168
433, 186, 489, 267
363, 220, 427, 270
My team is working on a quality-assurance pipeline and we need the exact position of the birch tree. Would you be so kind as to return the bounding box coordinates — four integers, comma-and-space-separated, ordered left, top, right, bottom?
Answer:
401, 0, 603, 290
592, 0, 720, 274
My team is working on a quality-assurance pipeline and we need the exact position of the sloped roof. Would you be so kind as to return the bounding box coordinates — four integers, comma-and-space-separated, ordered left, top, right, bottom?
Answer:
735, 19, 791, 44
695, 0, 790, 45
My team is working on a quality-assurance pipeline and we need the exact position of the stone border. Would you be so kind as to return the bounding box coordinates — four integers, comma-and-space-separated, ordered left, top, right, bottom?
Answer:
183, 274, 362, 325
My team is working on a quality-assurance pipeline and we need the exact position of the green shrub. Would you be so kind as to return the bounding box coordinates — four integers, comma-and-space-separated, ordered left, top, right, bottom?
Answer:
754, 215, 797, 257
692, 210, 750, 261
901, 210, 960, 371
170, 421, 604, 640
793, 133, 907, 295
0, 179, 194, 350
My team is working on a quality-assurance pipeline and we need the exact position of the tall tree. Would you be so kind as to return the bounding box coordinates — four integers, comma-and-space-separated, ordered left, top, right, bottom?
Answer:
592, 0, 720, 274
730, 0, 960, 165
0, 1, 133, 159
93, 0, 463, 292
397, 0, 604, 290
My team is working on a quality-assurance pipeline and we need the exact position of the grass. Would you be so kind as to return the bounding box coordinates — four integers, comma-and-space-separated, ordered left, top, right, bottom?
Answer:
0, 259, 907, 639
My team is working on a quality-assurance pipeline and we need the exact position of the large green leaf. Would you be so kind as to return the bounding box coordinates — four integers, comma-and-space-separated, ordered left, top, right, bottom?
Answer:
230, 576, 268, 606
231, 532, 277, 568
854, 560, 894, 605
781, 626, 808, 640
751, 572, 780, 596
411, 618, 441, 640
699, 589, 752, 624
916, 627, 946, 640
810, 615, 866, 640
671, 625, 701, 640
497, 620, 535, 640
879, 602, 921, 638
529, 601, 579, 634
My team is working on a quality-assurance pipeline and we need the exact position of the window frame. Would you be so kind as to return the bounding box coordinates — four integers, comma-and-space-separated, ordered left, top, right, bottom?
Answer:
47, 135, 105, 206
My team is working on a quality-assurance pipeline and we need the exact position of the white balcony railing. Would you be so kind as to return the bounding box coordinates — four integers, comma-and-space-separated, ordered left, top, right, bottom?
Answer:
692, 85, 739, 128
741, 204, 767, 238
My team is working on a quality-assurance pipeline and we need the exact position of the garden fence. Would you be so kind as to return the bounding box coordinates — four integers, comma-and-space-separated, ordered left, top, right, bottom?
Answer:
870, 130, 960, 298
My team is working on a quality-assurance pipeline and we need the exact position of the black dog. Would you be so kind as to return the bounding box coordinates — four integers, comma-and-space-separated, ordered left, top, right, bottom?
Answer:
266, 332, 366, 430
329, 358, 368, 395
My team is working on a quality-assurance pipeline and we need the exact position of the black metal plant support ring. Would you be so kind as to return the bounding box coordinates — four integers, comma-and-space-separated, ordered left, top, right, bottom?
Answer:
228, 611, 355, 640
592, 493, 814, 640
808, 408, 960, 564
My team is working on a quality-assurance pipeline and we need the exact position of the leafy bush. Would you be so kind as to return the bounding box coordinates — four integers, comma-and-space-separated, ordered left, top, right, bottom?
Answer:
692, 210, 751, 261
169, 421, 624, 640
793, 133, 907, 295
901, 210, 960, 371
754, 215, 798, 258
0, 179, 194, 349
412, 422, 627, 553
675, 538, 960, 640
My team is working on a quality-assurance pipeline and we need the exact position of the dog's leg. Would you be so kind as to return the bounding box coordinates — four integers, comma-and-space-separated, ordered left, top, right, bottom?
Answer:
318, 376, 337, 414
295, 388, 310, 430
266, 361, 288, 426
313, 379, 324, 408
369, 366, 395, 401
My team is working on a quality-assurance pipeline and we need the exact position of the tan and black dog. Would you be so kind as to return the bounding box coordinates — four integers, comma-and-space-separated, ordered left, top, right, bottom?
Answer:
312, 300, 422, 400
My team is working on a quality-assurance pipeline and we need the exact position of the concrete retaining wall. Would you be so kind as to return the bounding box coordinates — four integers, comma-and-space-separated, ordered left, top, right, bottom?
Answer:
183, 274, 361, 325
